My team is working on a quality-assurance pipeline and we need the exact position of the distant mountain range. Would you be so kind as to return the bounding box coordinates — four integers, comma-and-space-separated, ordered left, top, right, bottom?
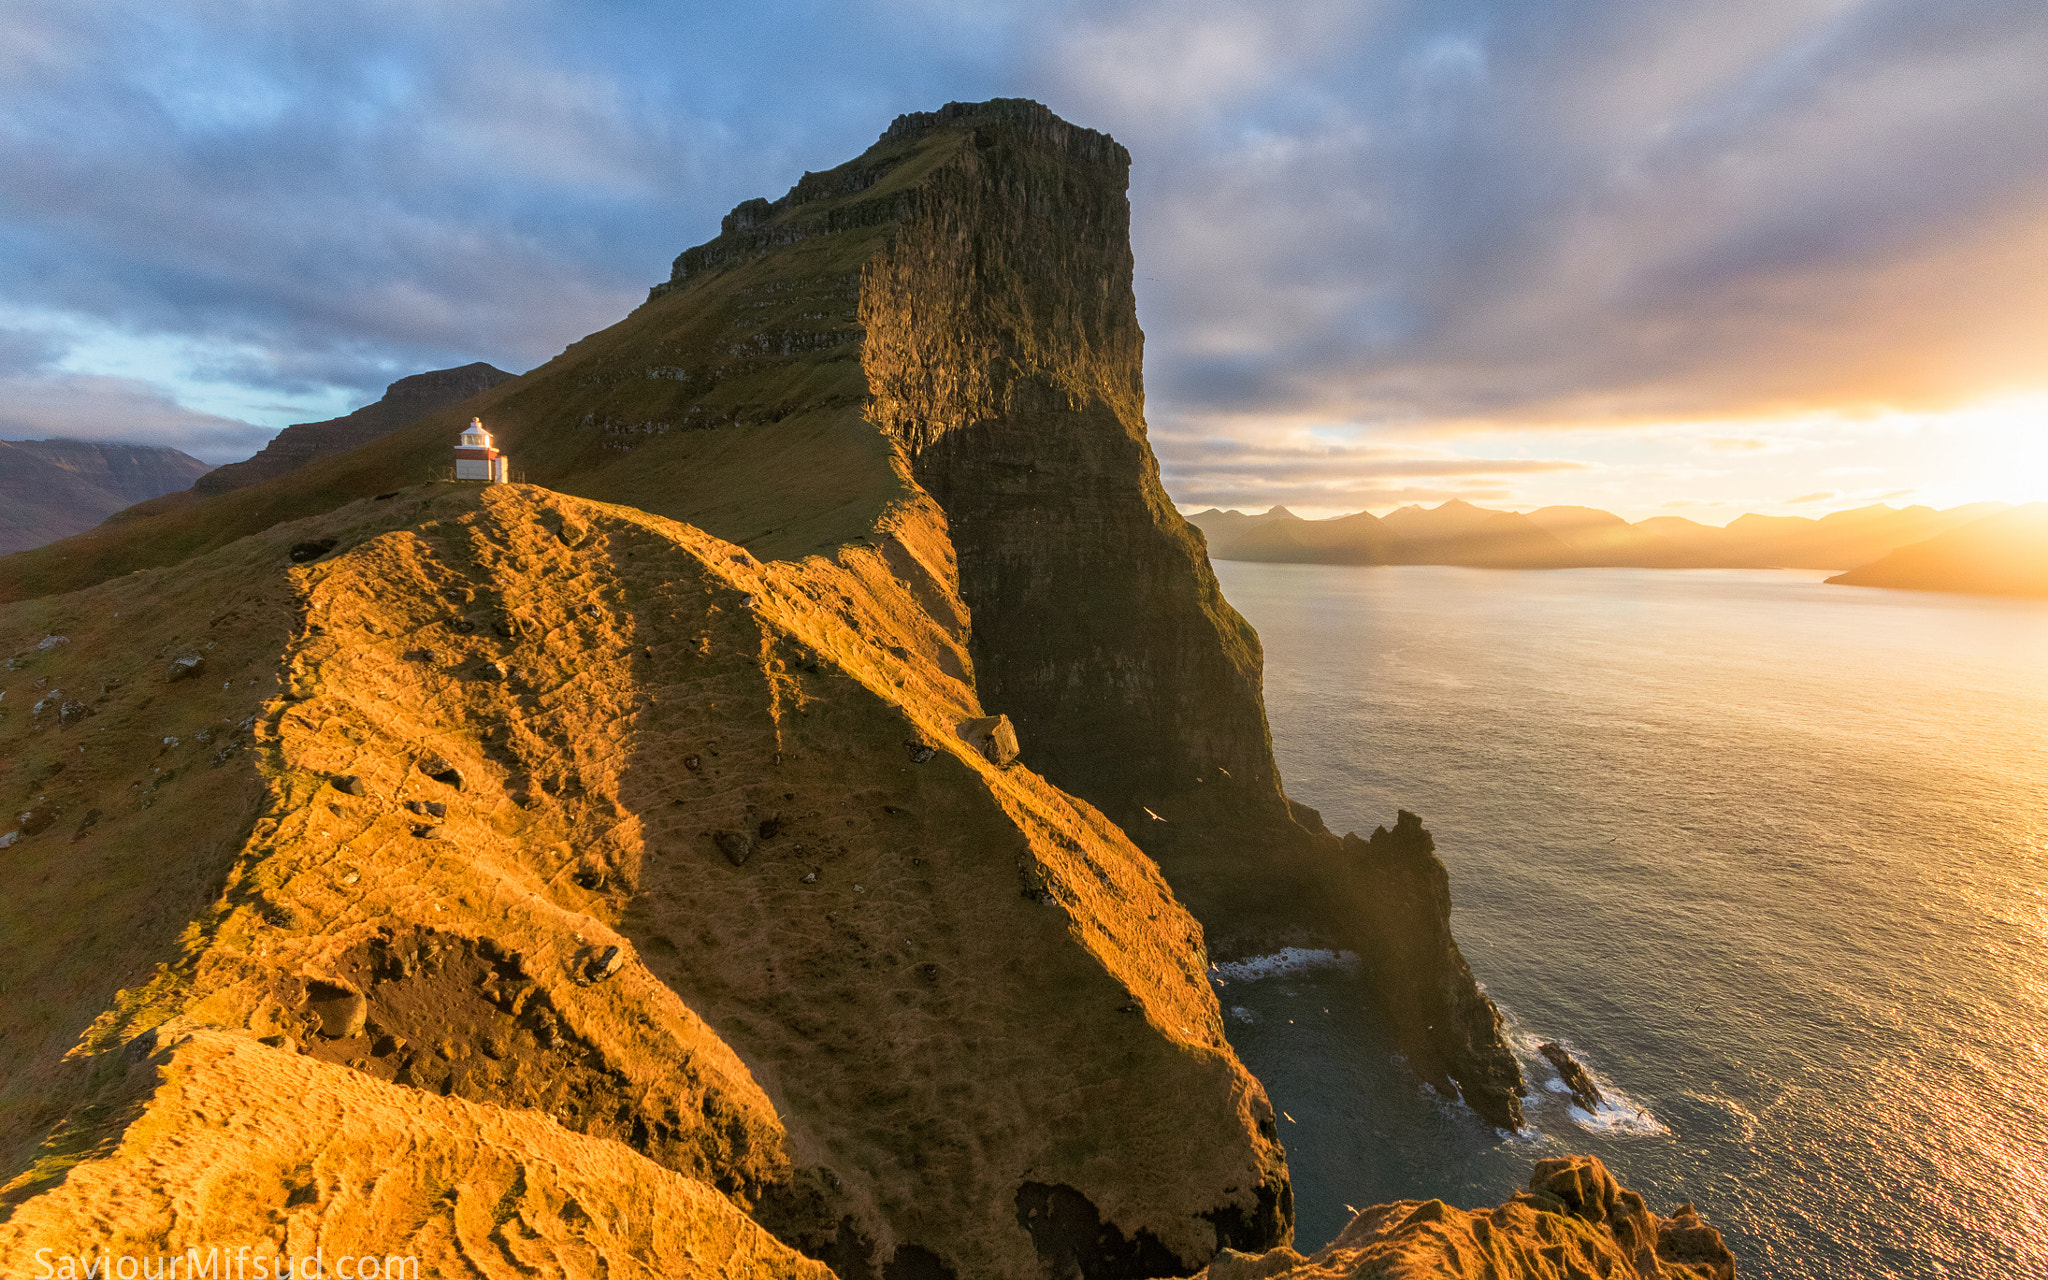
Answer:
1189, 499, 2045, 593
0, 440, 213, 554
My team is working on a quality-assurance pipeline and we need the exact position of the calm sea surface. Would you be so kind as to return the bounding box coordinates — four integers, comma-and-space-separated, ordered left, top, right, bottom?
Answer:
1207, 563, 2048, 1280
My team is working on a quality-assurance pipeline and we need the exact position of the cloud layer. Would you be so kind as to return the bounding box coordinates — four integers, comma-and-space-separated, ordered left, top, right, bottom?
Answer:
0, 0, 2041, 492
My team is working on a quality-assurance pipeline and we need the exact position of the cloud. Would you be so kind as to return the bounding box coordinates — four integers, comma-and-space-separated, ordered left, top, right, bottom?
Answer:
1151, 417, 1588, 509
0, 327, 63, 375
0, 372, 269, 460
0, 0, 2041, 486
1785, 490, 1838, 504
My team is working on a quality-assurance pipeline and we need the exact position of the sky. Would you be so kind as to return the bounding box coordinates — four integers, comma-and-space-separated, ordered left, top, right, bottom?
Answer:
2, 0, 2044, 521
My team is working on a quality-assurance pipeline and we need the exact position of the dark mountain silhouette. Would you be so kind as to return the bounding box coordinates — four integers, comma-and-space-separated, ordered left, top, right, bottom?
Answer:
0, 439, 213, 553
1828, 503, 2048, 597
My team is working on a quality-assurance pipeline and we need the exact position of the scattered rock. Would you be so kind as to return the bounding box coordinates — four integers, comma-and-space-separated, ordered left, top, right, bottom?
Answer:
410, 824, 442, 840
905, 741, 937, 764
683, 754, 702, 771
305, 982, 368, 1039
419, 757, 463, 789
18, 807, 56, 836
757, 815, 783, 840
332, 775, 366, 797
37, 635, 69, 650
58, 700, 93, 727
449, 618, 478, 635
0, 831, 18, 849
475, 660, 508, 681
801, 870, 818, 884
958, 714, 1020, 767
288, 539, 338, 563
1538, 1042, 1606, 1114
714, 829, 754, 866
405, 799, 447, 818
166, 654, 206, 682
583, 945, 624, 983
557, 519, 588, 548
402, 647, 436, 663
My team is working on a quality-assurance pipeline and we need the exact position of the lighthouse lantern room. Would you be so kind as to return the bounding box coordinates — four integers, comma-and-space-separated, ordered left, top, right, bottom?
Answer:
454, 418, 510, 483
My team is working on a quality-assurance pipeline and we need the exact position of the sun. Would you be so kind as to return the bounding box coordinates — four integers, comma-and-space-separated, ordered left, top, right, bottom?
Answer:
1928, 393, 2048, 506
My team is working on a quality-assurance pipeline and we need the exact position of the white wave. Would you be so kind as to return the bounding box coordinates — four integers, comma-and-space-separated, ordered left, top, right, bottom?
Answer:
1210, 947, 1360, 984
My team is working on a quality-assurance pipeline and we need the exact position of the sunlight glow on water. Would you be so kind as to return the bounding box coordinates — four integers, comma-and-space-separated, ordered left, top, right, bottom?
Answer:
1210, 564, 2048, 1280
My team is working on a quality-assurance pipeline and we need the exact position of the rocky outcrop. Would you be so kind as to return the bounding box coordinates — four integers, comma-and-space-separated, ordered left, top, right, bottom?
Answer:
1539, 1043, 1605, 1114
0, 439, 212, 553
1200, 1155, 1736, 1280
191, 363, 514, 496
1333, 812, 1525, 1129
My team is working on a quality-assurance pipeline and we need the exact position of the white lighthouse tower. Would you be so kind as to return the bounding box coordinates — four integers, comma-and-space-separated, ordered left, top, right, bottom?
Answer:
454, 418, 509, 483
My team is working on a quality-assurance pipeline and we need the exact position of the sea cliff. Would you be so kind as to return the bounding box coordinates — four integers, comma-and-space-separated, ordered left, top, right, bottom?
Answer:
0, 100, 1722, 1277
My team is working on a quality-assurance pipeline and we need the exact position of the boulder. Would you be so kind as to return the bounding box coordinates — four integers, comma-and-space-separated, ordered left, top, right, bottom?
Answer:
305, 982, 369, 1039
167, 654, 206, 682
714, 829, 754, 866
958, 714, 1020, 767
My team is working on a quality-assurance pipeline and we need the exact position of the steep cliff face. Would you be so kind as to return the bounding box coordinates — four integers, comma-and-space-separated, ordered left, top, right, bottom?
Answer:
0, 440, 212, 553
191, 363, 515, 497
842, 101, 1524, 1125
859, 103, 1286, 838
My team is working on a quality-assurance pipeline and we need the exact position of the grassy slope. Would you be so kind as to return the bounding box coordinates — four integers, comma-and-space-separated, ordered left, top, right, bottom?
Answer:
0, 483, 1284, 1277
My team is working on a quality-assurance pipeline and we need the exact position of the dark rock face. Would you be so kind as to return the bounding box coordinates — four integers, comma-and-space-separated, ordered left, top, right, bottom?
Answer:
1016, 1182, 1187, 1279
864, 102, 1287, 839
1340, 812, 1526, 1130
0, 440, 213, 554
192, 363, 513, 496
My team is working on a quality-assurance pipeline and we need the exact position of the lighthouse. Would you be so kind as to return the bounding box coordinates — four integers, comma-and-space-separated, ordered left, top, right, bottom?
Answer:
454, 418, 510, 483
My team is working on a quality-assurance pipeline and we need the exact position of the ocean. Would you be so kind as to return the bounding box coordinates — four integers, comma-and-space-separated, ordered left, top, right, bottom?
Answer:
1206, 562, 2048, 1279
